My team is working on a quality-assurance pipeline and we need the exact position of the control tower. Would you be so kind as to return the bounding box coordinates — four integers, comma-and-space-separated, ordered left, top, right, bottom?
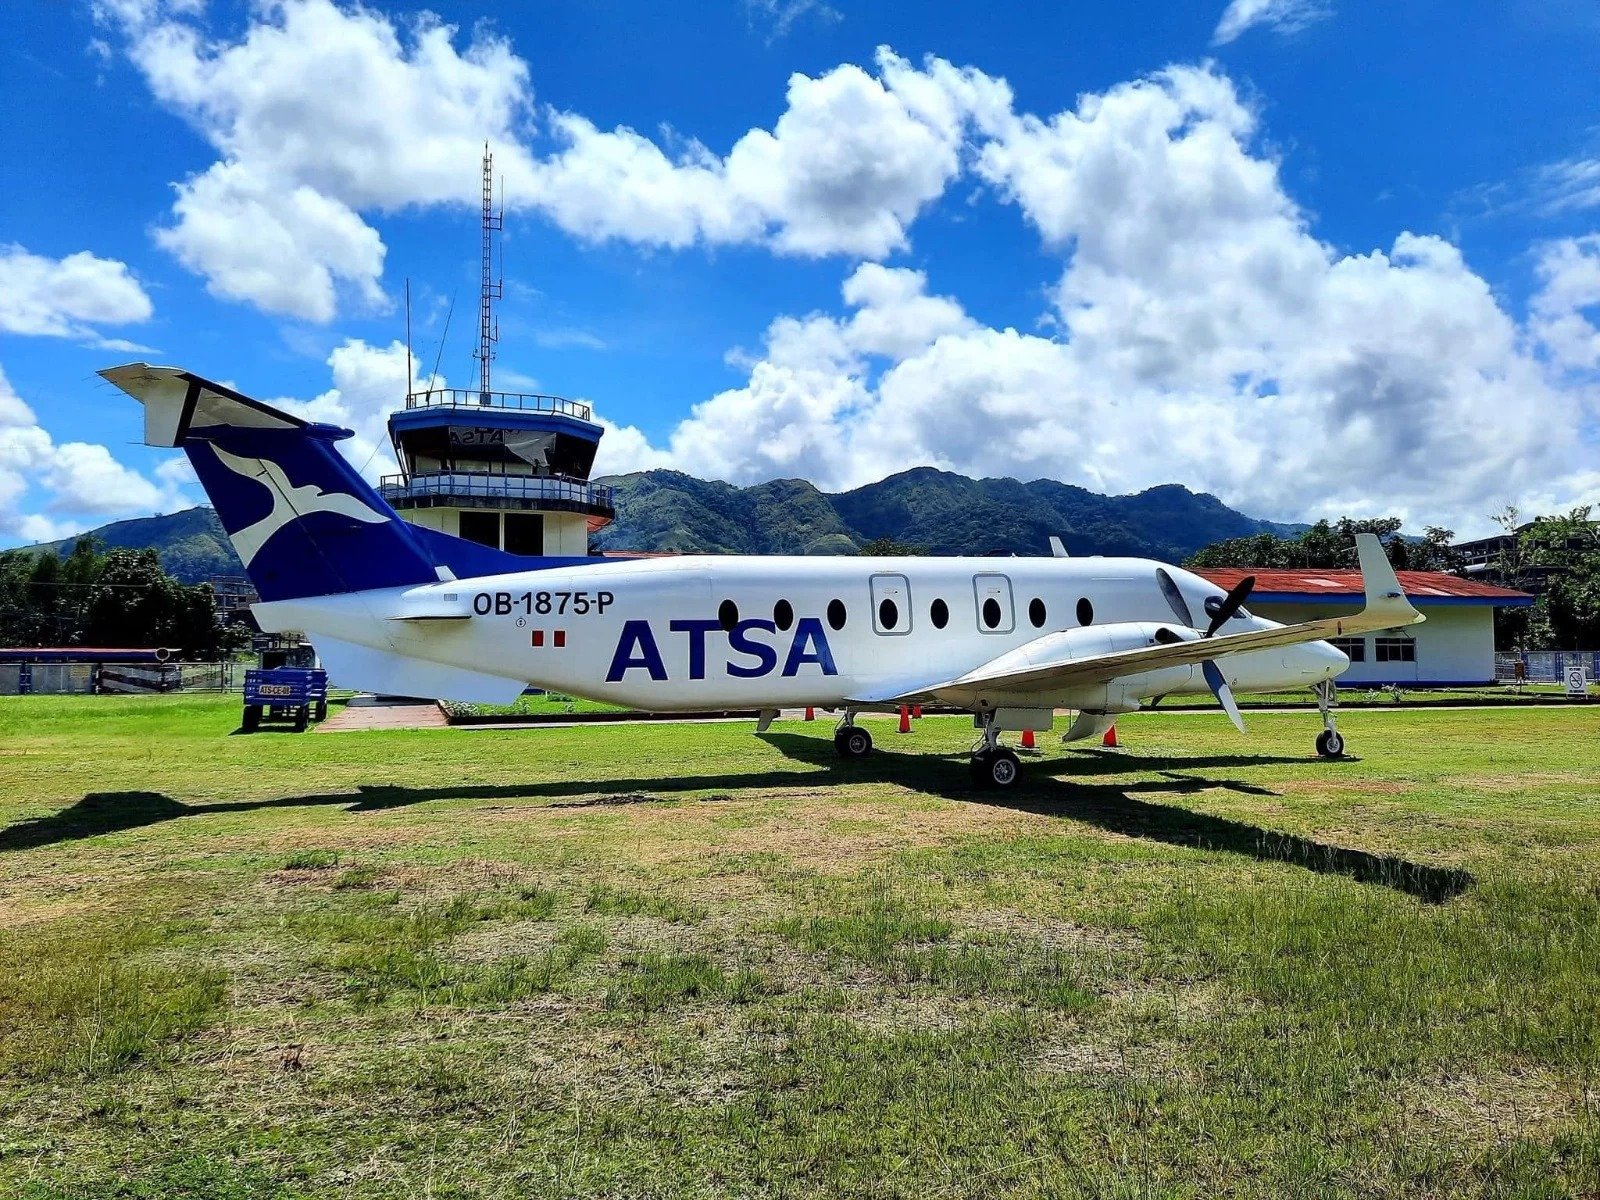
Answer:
378, 148, 615, 556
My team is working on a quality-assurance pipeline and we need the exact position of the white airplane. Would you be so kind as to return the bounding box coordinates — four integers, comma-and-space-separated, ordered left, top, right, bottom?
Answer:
103, 364, 1424, 788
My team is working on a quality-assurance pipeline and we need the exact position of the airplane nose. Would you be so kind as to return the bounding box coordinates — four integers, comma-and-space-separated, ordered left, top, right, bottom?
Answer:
1314, 640, 1349, 679
1284, 640, 1348, 682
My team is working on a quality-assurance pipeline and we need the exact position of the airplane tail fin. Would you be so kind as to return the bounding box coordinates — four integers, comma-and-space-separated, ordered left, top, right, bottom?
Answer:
100, 363, 442, 603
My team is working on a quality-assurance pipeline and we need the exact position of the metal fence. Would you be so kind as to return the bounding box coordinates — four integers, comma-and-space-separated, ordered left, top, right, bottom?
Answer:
0, 660, 240, 695
1494, 651, 1600, 684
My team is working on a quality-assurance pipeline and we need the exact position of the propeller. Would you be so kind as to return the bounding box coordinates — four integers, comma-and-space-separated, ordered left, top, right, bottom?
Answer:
1202, 660, 1246, 734
1203, 575, 1256, 638
1155, 568, 1193, 627
1155, 568, 1255, 732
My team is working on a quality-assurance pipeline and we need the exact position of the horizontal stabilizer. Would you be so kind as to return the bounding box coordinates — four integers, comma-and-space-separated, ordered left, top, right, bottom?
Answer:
313, 637, 526, 705
100, 363, 333, 447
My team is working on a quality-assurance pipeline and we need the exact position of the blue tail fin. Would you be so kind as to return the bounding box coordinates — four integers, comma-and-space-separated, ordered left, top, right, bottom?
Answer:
102, 364, 460, 601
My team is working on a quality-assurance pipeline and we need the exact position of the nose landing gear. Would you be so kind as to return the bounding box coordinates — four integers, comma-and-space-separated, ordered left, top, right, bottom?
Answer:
1313, 680, 1345, 758
970, 713, 1023, 788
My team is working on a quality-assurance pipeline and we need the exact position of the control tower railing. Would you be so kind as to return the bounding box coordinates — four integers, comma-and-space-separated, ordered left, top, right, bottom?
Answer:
379, 471, 615, 512
405, 389, 593, 422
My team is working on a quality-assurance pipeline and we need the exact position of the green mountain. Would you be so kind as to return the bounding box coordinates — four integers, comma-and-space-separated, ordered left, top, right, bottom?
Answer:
31, 507, 243, 583
593, 467, 1302, 560
15, 470, 1302, 579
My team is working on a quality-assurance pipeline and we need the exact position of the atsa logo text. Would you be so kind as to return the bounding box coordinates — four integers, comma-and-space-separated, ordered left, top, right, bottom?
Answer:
607, 618, 837, 682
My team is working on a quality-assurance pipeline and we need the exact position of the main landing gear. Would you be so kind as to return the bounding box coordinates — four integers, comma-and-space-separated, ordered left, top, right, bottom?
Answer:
969, 714, 1022, 789
1314, 680, 1346, 759
833, 712, 873, 759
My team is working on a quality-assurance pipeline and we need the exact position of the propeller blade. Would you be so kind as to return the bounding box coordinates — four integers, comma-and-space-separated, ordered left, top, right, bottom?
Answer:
1202, 660, 1247, 735
1204, 575, 1256, 637
1155, 568, 1194, 627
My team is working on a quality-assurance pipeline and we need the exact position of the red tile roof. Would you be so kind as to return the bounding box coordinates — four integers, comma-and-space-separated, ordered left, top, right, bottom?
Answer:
1194, 568, 1532, 602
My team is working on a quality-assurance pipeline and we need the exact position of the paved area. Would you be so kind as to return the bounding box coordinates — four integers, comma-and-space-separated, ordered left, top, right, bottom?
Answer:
317, 696, 449, 731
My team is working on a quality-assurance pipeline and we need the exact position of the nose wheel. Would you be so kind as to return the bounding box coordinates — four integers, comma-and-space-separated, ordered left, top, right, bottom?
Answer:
1313, 680, 1346, 758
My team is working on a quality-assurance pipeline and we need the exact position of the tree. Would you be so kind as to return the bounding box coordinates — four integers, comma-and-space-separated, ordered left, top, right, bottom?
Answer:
1521, 507, 1600, 649
1186, 517, 1418, 570
856, 536, 923, 556
0, 542, 230, 658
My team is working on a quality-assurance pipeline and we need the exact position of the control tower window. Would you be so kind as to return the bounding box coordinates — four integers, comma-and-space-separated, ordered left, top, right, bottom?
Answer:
459, 511, 500, 549
504, 513, 544, 556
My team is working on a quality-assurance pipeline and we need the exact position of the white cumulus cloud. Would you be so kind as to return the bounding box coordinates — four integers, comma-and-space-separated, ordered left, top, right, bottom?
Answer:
596, 66, 1598, 533
0, 363, 183, 545
0, 245, 154, 340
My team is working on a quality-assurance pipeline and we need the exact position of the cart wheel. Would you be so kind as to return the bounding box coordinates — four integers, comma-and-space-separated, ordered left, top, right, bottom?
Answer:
242, 704, 261, 732
314, 700, 328, 722
293, 706, 309, 732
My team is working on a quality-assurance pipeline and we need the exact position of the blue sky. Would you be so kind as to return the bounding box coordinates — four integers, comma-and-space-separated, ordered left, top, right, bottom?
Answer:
2, 0, 1599, 546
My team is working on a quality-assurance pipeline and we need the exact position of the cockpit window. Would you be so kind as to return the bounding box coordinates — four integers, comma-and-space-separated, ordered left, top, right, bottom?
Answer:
1203, 595, 1251, 621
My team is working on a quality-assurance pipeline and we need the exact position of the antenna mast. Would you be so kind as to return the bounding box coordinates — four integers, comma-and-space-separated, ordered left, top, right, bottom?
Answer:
473, 142, 503, 404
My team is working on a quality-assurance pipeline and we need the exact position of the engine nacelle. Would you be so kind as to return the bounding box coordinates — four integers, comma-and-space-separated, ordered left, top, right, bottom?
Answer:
943, 621, 1199, 712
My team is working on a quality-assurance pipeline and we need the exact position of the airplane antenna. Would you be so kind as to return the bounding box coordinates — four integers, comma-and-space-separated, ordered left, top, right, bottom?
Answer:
472, 141, 504, 405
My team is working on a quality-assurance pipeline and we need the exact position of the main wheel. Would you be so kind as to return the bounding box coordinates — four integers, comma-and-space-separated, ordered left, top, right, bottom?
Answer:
834, 725, 873, 759
241, 704, 261, 732
1315, 729, 1345, 759
970, 746, 1022, 789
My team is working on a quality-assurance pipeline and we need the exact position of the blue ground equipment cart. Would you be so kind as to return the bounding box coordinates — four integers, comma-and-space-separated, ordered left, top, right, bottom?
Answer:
242, 667, 328, 732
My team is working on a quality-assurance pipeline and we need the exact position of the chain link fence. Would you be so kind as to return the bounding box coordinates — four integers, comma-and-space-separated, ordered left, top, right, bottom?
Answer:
1494, 651, 1600, 684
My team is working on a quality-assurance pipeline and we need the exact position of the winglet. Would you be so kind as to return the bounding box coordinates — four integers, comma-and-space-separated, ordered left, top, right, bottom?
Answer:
1049, 536, 1069, 558
1354, 533, 1424, 628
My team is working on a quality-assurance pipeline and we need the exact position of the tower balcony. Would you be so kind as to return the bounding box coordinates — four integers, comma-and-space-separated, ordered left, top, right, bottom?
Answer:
405, 388, 593, 422
379, 470, 615, 521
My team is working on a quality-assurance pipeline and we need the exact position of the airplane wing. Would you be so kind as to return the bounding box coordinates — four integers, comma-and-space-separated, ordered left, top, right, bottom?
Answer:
849, 534, 1421, 705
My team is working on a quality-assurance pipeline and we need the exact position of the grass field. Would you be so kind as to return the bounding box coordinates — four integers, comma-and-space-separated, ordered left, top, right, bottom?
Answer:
0, 695, 1597, 1198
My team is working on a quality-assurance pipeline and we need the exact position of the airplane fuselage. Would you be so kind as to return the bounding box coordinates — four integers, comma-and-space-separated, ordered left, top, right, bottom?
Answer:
255, 553, 1348, 712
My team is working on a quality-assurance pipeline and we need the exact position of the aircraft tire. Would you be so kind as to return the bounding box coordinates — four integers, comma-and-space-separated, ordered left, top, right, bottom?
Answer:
835, 726, 873, 759
1315, 730, 1345, 759
970, 747, 1021, 789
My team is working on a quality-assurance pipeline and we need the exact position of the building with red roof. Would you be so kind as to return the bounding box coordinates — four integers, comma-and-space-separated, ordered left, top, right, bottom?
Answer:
1193, 568, 1533, 687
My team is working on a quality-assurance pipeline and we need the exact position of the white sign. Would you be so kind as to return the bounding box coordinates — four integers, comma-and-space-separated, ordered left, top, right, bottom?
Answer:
1567, 661, 1590, 698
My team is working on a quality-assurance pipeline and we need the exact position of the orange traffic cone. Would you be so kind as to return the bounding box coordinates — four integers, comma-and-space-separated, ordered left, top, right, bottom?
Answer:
804, 707, 815, 721
1102, 724, 1119, 748
1021, 728, 1036, 749
913, 705, 923, 719
898, 705, 912, 734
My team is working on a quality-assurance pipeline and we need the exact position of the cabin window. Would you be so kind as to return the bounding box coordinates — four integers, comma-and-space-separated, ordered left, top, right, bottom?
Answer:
1375, 637, 1416, 663
930, 598, 949, 629
827, 599, 847, 630
879, 598, 899, 629
1076, 597, 1094, 626
718, 600, 739, 632
459, 510, 500, 549
773, 599, 794, 631
1330, 637, 1366, 662
982, 598, 1002, 628
1028, 598, 1047, 628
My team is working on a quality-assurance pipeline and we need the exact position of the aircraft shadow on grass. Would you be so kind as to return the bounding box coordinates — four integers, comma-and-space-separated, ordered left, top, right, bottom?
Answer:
0, 735, 1472, 904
